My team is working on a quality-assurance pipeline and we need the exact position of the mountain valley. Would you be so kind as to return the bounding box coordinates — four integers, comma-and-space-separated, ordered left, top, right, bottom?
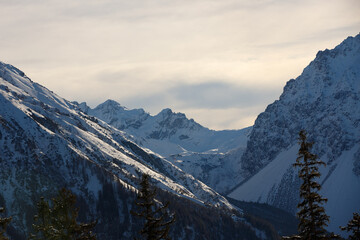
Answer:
1, 33, 359, 239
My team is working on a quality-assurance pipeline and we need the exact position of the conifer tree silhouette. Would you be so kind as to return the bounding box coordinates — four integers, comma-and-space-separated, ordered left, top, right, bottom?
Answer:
283, 130, 336, 240
131, 174, 175, 240
294, 130, 330, 239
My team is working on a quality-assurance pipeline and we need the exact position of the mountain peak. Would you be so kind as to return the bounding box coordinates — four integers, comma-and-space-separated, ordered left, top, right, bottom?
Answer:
158, 108, 173, 116
315, 33, 360, 60
243, 33, 360, 176
278, 33, 360, 104
156, 108, 191, 122
95, 99, 124, 110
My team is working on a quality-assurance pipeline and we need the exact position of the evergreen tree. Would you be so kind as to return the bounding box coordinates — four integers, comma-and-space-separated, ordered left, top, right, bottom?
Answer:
341, 212, 360, 240
131, 174, 175, 240
0, 207, 11, 240
30, 188, 97, 240
283, 130, 334, 240
293, 130, 330, 239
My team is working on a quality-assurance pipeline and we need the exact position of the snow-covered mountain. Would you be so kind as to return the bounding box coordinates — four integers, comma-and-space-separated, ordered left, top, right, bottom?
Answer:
0, 61, 276, 239
74, 99, 251, 194
0, 62, 229, 207
78, 100, 248, 157
229, 34, 360, 235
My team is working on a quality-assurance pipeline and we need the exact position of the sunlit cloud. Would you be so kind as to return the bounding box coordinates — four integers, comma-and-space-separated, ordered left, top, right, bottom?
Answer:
0, 0, 359, 129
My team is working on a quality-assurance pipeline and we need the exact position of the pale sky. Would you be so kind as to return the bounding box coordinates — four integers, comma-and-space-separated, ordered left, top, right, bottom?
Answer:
0, 0, 359, 130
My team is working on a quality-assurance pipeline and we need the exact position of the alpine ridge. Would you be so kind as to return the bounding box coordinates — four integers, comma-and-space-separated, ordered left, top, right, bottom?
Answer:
229, 33, 360, 235
77, 100, 248, 157
75, 100, 251, 193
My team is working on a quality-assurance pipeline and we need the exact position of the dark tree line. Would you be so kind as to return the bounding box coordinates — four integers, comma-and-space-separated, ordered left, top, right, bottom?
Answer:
0, 188, 97, 240
29, 188, 97, 240
0, 176, 175, 240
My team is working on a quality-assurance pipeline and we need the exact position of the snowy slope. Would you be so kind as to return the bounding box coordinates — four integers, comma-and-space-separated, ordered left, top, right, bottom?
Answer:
229, 34, 360, 235
229, 145, 360, 236
229, 146, 300, 207
0, 61, 250, 238
166, 127, 252, 194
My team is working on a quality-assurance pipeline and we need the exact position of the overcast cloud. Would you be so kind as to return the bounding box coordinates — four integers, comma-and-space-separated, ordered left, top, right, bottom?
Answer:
0, 0, 359, 129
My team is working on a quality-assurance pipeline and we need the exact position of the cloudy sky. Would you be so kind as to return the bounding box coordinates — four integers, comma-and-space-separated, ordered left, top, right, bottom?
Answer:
1, 0, 359, 130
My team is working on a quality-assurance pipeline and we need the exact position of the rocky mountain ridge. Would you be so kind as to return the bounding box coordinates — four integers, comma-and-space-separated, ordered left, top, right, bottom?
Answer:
240, 34, 360, 177
229, 34, 360, 235
77, 99, 249, 157
75, 100, 252, 194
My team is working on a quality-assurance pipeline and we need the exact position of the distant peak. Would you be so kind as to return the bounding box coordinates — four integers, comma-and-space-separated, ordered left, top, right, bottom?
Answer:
156, 108, 191, 121
159, 108, 173, 115
77, 102, 89, 113
95, 99, 124, 110
103, 99, 122, 106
